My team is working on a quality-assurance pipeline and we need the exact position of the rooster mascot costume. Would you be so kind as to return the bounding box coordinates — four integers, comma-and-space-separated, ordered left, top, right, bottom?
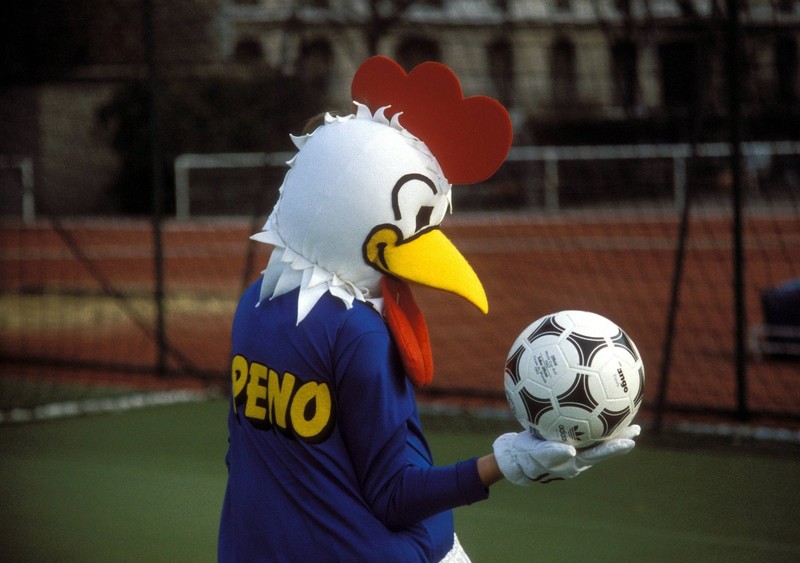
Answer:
219, 56, 640, 562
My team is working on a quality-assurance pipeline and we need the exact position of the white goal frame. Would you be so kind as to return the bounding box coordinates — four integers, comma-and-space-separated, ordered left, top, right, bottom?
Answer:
173, 141, 800, 219
173, 152, 292, 221
507, 140, 800, 211
0, 155, 35, 223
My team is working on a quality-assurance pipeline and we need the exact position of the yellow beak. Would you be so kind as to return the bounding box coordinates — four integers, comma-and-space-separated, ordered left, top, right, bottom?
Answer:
363, 225, 488, 314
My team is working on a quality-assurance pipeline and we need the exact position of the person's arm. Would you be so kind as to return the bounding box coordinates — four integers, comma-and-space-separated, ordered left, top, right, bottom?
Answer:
476, 454, 504, 487
335, 327, 488, 528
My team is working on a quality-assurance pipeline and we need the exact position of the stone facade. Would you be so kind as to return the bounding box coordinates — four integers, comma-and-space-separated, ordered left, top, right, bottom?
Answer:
2, 0, 798, 215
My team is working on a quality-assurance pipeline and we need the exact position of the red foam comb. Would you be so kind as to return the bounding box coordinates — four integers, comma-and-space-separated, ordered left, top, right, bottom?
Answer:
351, 56, 513, 185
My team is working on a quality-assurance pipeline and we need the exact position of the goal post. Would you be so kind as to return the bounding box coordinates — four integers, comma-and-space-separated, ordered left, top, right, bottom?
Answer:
173, 142, 800, 219
0, 155, 35, 223
505, 141, 800, 212
173, 152, 293, 221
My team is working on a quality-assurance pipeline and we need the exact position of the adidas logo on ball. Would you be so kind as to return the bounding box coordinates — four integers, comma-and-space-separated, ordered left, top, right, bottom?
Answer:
616, 366, 629, 393
558, 424, 585, 442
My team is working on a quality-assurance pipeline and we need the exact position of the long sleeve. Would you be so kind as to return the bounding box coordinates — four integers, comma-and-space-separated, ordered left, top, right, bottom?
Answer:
334, 324, 489, 529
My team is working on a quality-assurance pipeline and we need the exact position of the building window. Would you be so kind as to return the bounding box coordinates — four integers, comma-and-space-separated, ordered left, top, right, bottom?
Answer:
554, 0, 572, 12
551, 38, 577, 107
396, 36, 441, 71
233, 38, 263, 63
487, 39, 514, 107
614, 0, 631, 17
493, 0, 509, 12
298, 39, 333, 99
611, 40, 638, 110
775, 36, 798, 106
658, 41, 699, 110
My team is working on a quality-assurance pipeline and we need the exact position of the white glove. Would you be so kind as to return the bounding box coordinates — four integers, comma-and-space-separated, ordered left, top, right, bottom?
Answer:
493, 425, 641, 486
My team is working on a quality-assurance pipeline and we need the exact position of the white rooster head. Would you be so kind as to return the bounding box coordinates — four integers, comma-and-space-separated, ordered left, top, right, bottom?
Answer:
253, 56, 512, 326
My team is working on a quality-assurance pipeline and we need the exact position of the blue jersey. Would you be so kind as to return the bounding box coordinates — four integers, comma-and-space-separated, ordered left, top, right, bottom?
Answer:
218, 281, 487, 562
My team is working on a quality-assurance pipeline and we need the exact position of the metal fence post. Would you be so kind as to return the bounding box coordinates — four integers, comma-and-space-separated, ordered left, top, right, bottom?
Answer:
144, 0, 167, 378
672, 156, 687, 212
543, 152, 559, 211
726, 0, 748, 421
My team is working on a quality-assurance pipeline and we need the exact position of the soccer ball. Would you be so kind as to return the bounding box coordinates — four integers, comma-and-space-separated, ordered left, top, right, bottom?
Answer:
504, 310, 644, 449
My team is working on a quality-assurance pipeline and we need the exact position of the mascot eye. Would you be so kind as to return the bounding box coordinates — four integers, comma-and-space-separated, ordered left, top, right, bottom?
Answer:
391, 173, 440, 233
416, 206, 434, 232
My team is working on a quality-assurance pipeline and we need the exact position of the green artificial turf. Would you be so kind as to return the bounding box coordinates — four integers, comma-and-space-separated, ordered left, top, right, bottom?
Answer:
1, 399, 798, 562
436, 431, 800, 562
0, 399, 230, 562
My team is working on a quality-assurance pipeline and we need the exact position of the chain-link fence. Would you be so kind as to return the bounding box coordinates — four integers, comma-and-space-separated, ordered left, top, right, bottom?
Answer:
1, 0, 799, 426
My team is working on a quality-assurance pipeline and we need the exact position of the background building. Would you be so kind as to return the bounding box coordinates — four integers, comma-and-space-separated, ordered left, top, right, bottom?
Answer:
1, 0, 799, 214
221, 0, 799, 141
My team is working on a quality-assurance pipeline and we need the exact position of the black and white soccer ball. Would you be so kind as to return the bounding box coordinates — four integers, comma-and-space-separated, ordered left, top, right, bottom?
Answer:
504, 310, 644, 449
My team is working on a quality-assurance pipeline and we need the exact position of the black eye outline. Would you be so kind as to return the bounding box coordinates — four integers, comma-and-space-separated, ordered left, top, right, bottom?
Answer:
391, 173, 438, 223
415, 206, 434, 232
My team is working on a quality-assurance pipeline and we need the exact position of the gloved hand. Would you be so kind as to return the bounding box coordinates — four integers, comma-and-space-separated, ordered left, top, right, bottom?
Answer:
493, 424, 641, 485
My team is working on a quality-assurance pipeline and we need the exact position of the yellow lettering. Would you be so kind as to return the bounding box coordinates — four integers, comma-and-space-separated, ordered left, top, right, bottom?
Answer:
245, 362, 268, 422
231, 355, 248, 414
231, 354, 335, 442
267, 369, 295, 430
290, 381, 333, 441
